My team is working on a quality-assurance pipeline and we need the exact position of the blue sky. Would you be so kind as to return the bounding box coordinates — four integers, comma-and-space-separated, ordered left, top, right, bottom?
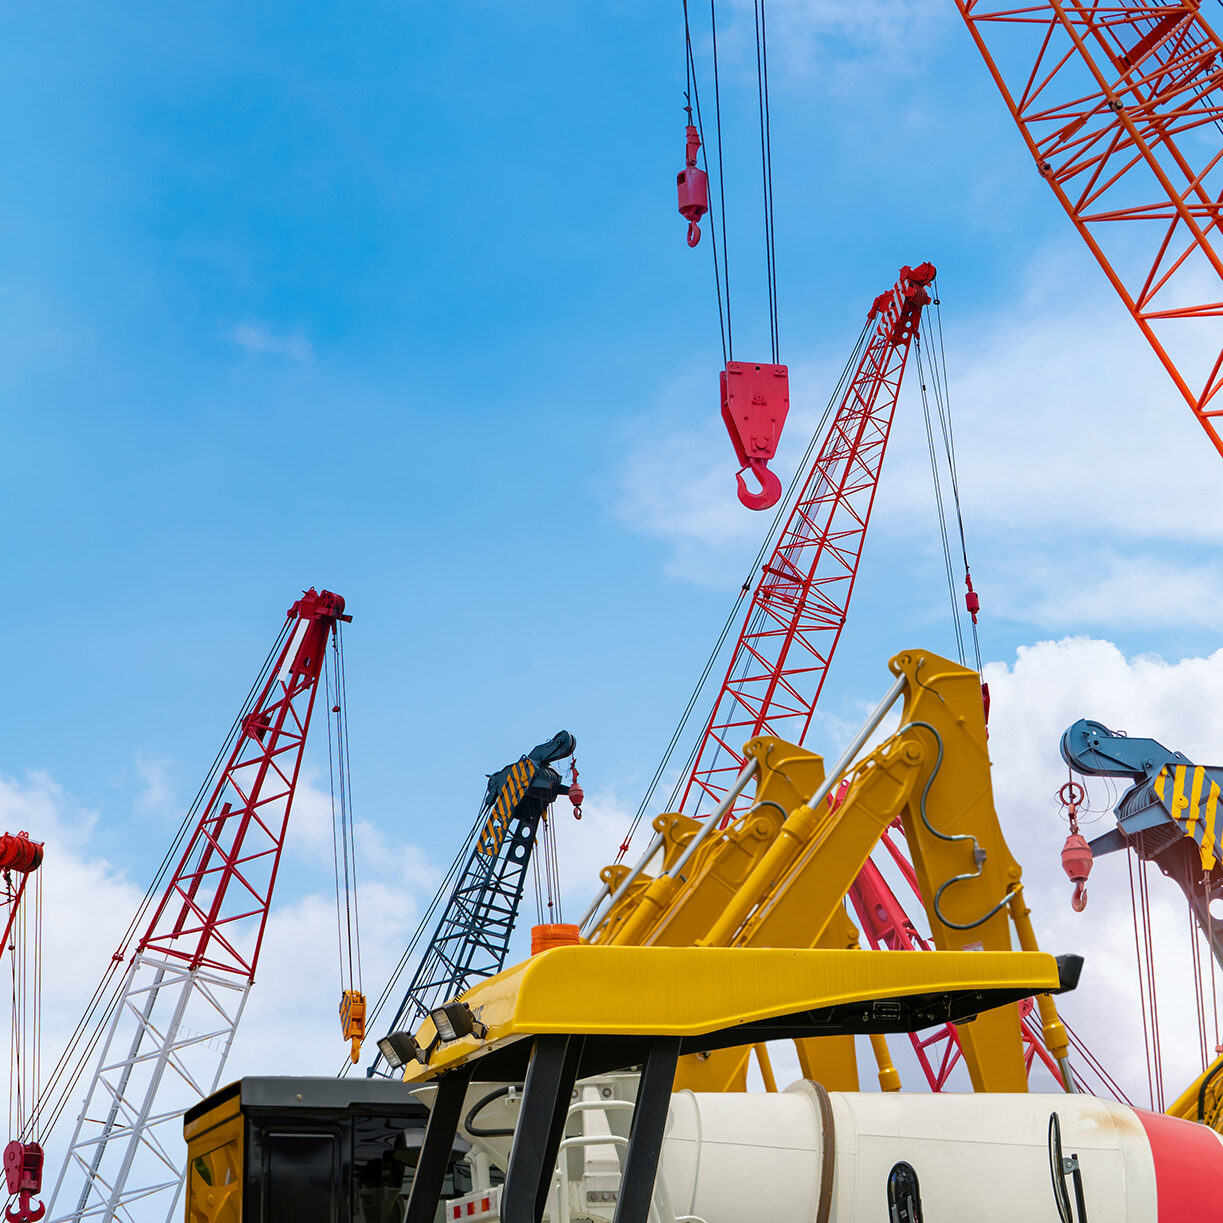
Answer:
4, 0, 1223, 1137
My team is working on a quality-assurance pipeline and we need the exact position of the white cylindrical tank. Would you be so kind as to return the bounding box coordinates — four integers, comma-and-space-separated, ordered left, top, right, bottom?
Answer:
657, 1085, 1223, 1222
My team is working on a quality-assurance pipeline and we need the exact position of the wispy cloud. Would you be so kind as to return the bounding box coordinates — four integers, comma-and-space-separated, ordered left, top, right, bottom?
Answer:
134, 756, 175, 814
222, 321, 314, 365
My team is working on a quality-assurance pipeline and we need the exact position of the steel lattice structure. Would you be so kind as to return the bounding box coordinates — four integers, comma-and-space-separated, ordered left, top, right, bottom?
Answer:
367, 731, 575, 1077
954, 0, 1223, 453
49, 587, 348, 1223
680, 263, 937, 816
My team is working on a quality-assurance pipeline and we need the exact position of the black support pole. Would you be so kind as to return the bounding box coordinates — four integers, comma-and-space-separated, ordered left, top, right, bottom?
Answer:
404, 1062, 474, 1223
501, 1036, 576, 1223
532, 1036, 585, 1222
612, 1037, 681, 1223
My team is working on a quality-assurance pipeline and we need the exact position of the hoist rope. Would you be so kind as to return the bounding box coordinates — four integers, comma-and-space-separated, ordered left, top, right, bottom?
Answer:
1207, 871, 1221, 1052
707, 0, 733, 359
752, 0, 779, 362
682, 0, 730, 363
1191, 902, 1209, 1072
345, 800, 490, 1075
30, 617, 294, 1141
614, 319, 872, 857
1060, 1012, 1132, 1105
928, 286, 982, 673
327, 623, 362, 997
914, 336, 966, 667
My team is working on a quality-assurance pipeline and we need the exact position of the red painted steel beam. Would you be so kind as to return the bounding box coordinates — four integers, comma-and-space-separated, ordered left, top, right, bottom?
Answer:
953, 0, 1223, 455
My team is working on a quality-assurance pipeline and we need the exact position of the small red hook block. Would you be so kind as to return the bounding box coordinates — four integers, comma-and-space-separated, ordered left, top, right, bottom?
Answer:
3, 1143, 44, 1223
677, 124, 708, 247
721, 361, 789, 510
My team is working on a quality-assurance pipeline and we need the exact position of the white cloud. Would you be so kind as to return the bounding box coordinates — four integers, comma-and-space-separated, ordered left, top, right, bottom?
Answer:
222, 321, 314, 364
981, 637, 1223, 1103
134, 756, 175, 814
709, 0, 950, 85
617, 246, 1223, 631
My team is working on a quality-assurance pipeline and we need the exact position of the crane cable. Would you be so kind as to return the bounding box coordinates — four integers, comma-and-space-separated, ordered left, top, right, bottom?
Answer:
327, 622, 363, 1000
7, 867, 43, 1162
914, 286, 983, 675
343, 799, 492, 1075
752, 0, 780, 362
682, 0, 732, 361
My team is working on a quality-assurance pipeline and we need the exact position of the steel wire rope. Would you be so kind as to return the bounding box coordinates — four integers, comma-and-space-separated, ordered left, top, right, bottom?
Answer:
31, 615, 296, 1141
610, 319, 872, 862
752, 0, 779, 361
682, 0, 730, 362
1207, 871, 1221, 1051
326, 656, 348, 996
708, 0, 733, 357
1191, 902, 1209, 1071
344, 801, 491, 1075
927, 288, 982, 673
337, 623, 363, 991
915, 336, 967, 667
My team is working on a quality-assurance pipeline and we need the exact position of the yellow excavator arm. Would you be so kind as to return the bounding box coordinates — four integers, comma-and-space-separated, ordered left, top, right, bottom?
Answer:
586, 649, 1074, 1095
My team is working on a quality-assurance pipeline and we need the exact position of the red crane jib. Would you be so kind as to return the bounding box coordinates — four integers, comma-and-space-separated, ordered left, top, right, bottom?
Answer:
133, 586, 349, 979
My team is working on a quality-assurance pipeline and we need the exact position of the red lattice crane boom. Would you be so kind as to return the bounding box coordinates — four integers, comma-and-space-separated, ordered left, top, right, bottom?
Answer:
953, 0, 1223, 454
47, 587, 349, 1223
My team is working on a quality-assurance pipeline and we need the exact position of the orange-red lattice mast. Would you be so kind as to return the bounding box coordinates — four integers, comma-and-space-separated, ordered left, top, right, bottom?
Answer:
954, 0, 1223, 454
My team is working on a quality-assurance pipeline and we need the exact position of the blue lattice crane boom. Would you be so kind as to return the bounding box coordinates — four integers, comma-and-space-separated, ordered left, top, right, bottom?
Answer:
1062, 719, 1223, 966
365, 730, 577, 1077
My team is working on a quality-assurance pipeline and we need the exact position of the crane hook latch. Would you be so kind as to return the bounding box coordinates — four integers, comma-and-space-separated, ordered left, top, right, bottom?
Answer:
721, 362, 790, 511
677, 123, 709, 248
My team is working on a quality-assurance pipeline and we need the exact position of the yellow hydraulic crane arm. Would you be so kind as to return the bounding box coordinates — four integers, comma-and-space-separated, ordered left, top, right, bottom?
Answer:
583, 649, 1074, 1095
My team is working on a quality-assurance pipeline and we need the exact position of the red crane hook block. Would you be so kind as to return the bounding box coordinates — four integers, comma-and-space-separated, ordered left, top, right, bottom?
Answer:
1058, 782, 1092, 913
4, 1142, 45, 1223
677, 122, 708, 248
721, 361, 789, 510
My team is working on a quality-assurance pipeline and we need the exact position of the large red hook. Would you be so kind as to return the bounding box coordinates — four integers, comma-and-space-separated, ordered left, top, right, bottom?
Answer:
735, 458, 783, 511
5, 1191, 44, 1223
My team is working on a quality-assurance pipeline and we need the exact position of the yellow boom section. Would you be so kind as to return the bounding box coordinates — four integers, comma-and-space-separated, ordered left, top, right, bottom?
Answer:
585, 649, 1073, 1095
401, 943, 1064, 1084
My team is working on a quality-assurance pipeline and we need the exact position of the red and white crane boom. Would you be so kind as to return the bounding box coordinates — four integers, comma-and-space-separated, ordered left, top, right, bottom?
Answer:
47, 587, 349, 1223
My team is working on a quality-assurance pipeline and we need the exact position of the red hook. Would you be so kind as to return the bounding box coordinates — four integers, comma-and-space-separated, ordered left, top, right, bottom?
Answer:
1058, 782, 1092, 913
5, 1191, 44, 1223
687, 220, 701, 248
736, 458, 783, 511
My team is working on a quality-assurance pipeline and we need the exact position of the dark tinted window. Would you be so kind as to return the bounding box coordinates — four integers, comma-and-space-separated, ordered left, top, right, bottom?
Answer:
266, 1132, 339, 1223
